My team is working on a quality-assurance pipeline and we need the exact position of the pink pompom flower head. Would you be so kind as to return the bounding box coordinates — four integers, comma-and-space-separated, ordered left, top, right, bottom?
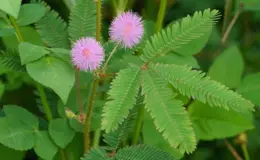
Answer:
71, 37, 104, 72
109, 11, 144, 48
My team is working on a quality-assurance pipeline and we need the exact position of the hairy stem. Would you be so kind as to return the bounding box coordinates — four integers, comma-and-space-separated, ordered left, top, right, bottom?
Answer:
92, 128, 101, 148
155, 0, 167, 32
132, 105, 145, 145
84, 79, 99, 153
10, 15, 67, 160
221, 10, 241, 44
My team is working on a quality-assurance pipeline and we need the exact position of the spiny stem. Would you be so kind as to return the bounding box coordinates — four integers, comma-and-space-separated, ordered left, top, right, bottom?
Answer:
155, 0, 167, 32
10, 15, 67, 160
96, 0, 102, 41
132, 105, 145, 145
83, 0, 102, 154
84, 78, 99, 153
102, 43, 120, 73
221, 10, 241, 44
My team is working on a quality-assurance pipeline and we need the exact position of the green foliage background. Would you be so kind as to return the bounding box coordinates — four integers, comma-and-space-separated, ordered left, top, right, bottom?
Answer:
1, 0, 260, 160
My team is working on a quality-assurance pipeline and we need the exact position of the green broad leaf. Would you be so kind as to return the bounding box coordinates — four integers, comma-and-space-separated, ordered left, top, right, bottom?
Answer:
0, 117, 36, 150
142, 69, 196, 153
26, 56, 75, 104
0, 144, 25, 160
18, 42, 50, 65
49, 118, 75, 148
0, 28, 15, 37
68, 0, 96, 43
237, 73, 260, 106
236, 0, 260, 11
116, 145, 177, 160
101, 66, 141, 133
69, 119, 83, 133
57, 71, 93, 117
0, 0, 21, 18
17, 4, 46, 26
0, 83, 4, 99
0, 19, 9, 28
143, 111, 183, 159
3, 105, 39, 127
208, 45, 244, 88
141, 9, 219, 62
0, 11, 7, 18
47, 48, 71, 65
63, 133, 84, 160
2, 26, 45, 49
34, 131, 58, 160
189, 101, 254, 140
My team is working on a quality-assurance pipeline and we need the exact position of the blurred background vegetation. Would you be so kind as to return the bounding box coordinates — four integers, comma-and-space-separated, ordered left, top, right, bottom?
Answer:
1, 0, 260, 159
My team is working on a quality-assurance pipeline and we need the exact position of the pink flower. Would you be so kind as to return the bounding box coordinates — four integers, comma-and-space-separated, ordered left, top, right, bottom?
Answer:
109, 11, 144, 48
71, 37, 104, 71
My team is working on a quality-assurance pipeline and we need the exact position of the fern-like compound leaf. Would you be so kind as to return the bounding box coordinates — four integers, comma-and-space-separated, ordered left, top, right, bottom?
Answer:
81, 147, 112, 160
0, 50, 25, 71
35, 2, 70, 49
141, 69, 196, 153
141, 9, 220, 62
150, 63, 255, 112
116, 144, 177, 160
68, 0, 96, 43
104, 103, 138, 150
102, 66, 141, 133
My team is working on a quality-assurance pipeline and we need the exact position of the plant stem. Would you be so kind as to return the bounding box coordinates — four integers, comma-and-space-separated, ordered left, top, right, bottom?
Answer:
92, 128, 101, 148
62, 0, 73, 11
224, 139, 243, 160
75, 68, 84, 115
96, 0, 102, 41
102, 43, 120, 72
132, 105, 145, 145
10, 15, 67, 160
9, 16, 24, 42
84, 78, 99, 153
36, 83, 53, 121
59, 149, 67, 160
155, 0, 167, 33
83, 0, 102, 154
222, 0, 233, 36
221, 10, 241, 44
241, 144, 250, 160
